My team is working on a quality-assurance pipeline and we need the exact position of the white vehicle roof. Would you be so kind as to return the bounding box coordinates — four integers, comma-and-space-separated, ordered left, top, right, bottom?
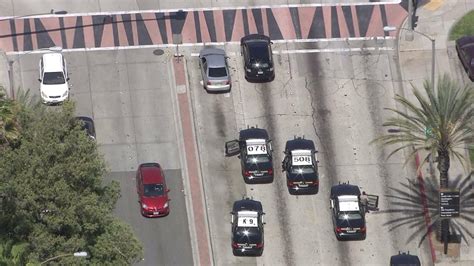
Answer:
245, 139, 267, 155
291, 149, 312, 166
337, 195, 360, 211
42, 53, 64, 72
237, 210, 259, 227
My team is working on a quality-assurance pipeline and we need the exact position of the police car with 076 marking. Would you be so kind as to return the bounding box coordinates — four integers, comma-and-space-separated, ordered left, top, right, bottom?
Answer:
225, 126, 274, 184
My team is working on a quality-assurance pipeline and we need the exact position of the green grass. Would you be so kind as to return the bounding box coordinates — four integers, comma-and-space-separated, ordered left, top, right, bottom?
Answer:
450, 10, 474, 40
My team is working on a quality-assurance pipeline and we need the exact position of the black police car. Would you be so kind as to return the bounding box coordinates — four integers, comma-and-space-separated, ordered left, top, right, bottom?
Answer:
282, 137, 319, 195
330, 182, 366, 240
225, 127, 274, 184
390, 251, 421, 266
240, 34, 275, 82
231, 197, 265, 256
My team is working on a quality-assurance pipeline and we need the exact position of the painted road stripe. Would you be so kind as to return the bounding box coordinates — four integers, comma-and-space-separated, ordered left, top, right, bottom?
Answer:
5, 36, 396, 55
0, 1, 402, 20
0, 3, 406, 52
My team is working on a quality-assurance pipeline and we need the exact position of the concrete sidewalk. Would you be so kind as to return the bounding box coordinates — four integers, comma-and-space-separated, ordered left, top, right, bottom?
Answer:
398, 0, 474, 264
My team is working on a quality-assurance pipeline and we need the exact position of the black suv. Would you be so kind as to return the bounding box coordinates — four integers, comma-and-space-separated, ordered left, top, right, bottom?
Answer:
241, 34, 275, 82
231, 197, 265, 256
390, 251, 421, 266
330, 183, 366, 240
75, 116, 96, 140
282, 137, 319, 195
225, 127, 274, 184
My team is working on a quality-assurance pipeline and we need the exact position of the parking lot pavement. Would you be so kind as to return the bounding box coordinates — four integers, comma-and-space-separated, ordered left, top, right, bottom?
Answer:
185, 37, 432, 265
10, 48, 194, 266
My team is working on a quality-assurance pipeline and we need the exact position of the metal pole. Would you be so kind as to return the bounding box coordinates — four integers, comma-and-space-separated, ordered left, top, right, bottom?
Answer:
431, 38, 436, 89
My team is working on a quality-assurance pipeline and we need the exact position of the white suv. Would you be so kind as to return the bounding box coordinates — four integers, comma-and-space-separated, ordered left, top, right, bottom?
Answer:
39, 53, 69, 104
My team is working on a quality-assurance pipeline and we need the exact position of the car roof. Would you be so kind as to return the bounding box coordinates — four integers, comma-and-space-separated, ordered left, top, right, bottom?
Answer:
331, 183, 360, 197
139, 163, 164, 184
457, 36, 474, 47
241, 34, 271, 45
233, 198, 263, 213
200, 48, 226, 68
239, 127, 269, 141
42, 53, 64, 72
390, 253, 421, 266
285, 138, 315, 151
75, 116, 94, 124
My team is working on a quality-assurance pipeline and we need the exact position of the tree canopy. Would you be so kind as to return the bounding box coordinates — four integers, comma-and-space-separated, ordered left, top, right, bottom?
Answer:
0, 100, 142, 265
374, 74, 474, 187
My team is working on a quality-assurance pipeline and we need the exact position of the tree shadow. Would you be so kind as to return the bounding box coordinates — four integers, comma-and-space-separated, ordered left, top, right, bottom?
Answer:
375, 172, 474, 246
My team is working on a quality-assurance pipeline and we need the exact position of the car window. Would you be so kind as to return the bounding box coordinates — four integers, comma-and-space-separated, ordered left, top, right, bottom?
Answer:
248, 43, 270, 63
208, 67, 227, 77
338, 212, 362, 220
43, 72, 66, 85
246, 154, 270, 163
290, 166, 314, 174
143, 184, 165, 197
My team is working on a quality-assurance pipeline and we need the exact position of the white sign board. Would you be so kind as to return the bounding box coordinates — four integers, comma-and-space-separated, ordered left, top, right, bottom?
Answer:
291, 150, 312, 166
246, 139, 267, 155
338, 195, 360, 211
237, 211, 259, 227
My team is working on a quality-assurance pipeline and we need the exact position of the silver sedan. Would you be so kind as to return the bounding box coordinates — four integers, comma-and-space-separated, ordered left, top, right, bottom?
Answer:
199, 48, 231, 92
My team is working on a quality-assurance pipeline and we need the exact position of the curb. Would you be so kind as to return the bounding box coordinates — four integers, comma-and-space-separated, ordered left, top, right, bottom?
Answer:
415, 152, 437, 263
395, 13, 437, 265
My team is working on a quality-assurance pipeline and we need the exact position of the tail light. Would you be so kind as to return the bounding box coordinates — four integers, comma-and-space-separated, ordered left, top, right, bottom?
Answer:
268, 168, 273, 175
335, 227, 342, 233
232, 242, 239, 248
244, 171, 251, 177
314, 180, 319, 185
207, 81, 212, 85
256, 242, 264, 248
287, 180, 295, 186
360, 226, 366, 233
226, 80, 230, 85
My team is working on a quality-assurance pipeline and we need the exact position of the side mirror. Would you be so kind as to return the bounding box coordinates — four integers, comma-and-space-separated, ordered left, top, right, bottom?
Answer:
270, 41, 274, 45
168, 199, 171, 201
38, 79, 42, 82
66, 77, 70, 81
166, 188, 170, 193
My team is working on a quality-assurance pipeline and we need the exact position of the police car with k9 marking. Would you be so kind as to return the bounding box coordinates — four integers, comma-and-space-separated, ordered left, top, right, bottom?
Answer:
230, 197, 265, 256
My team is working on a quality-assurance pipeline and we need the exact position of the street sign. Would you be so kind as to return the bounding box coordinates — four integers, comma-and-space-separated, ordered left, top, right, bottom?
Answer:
439, 190, 460, 218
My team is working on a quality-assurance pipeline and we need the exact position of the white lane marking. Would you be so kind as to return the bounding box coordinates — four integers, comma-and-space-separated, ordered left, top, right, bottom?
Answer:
190, 46, 394, 57
0, 1, 401, 19
5, 36, 395, 55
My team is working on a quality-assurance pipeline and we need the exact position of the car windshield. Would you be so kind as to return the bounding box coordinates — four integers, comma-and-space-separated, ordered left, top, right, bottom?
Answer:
338, 212, 362, 220
144, 184, 165, 197
246, 154, 270, 164
249, 43, 270, 65
290, 166, 315, 174
43, 72, 66, 85
208, 67, 227, 77
235, 227, 262, 244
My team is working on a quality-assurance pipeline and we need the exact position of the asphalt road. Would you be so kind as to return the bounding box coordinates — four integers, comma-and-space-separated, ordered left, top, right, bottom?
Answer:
12, 48, 194, 266
186, 39, 433, 265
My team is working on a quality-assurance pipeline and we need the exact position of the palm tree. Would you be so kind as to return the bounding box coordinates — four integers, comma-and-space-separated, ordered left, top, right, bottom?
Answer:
374, 74, 474, 189
0, 86, 20, 147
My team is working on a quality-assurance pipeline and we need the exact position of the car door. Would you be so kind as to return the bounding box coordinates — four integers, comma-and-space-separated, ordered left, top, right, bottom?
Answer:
39, 59, 44, 82
136, 170, 142, 198
200, 56, 207, 84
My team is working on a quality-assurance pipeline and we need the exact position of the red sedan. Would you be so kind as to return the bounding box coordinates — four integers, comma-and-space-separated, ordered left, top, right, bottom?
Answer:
136, 163, 170, 217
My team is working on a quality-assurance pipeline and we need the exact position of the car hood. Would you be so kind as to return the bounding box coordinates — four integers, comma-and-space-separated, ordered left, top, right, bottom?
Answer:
40, 83, 68, 96
141, 196, 168, 208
